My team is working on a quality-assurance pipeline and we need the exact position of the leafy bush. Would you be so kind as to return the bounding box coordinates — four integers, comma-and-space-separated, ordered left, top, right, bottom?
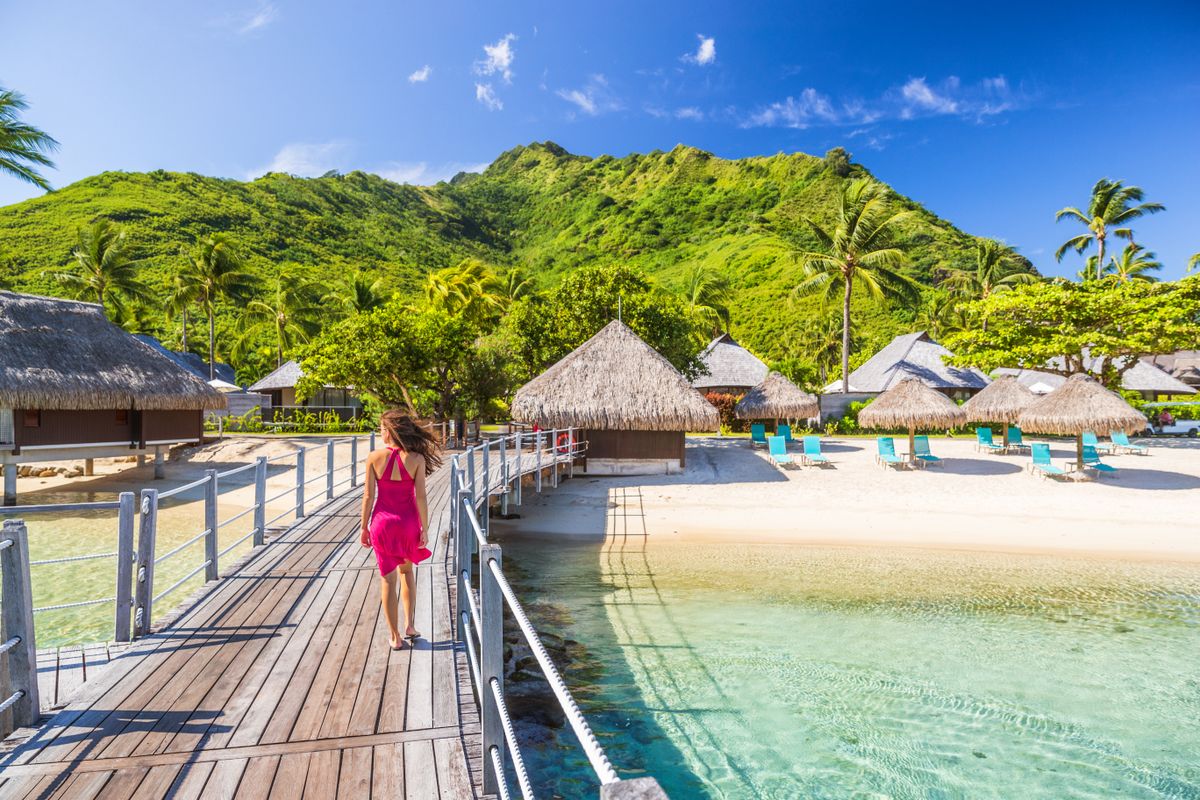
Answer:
704, 392, 748, 433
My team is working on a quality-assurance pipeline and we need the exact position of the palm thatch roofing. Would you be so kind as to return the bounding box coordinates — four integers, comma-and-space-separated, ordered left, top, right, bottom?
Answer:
961, 375, 1038, 424
734, 372, 820, 420
857, 378, 968, 430
1018, 373, 1147, 435
248, 360, 305, 392
511, 320, 719, 432
822, 331, 990, 394
0, 291, 226, 411
692, 333, 769, 392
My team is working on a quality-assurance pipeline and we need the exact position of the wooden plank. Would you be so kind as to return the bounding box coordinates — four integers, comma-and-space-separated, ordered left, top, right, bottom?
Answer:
345, 578, 398, 736
316, 569, 382, 739
46, 771, 111, 800
163, 761, 216, 800
204, 757, 248, 797
434, 736, 475, 800
92, 767, 149, 799
402, 739, 439, 800
231, 755, 279, 800
336, 746, 372, 799
300, 748, 340, 798
267, 753, 310, 800
403, 564, 435, 730
371, 742, 404, 798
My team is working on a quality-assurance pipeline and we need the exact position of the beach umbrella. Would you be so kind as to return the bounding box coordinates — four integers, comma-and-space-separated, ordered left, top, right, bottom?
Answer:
857, 378, 967, 464
961, 375, 1038, 448
734, 371, 820, 429
1018, 373, 1147, 469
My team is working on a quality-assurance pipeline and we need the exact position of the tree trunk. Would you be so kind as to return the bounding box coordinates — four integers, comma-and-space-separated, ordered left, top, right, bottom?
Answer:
181, 308, 189, 351
841, 274, 852, 395
398, 385, 418, 417
208, 311, 216, 380
1097, 231, 1106, 274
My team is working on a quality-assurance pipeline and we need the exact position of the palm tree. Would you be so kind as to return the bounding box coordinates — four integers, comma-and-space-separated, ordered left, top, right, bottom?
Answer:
0, 88, 58, 190
425, 258, 504, 319
48, 219, 150, 317
682, 264, 733, 337
497, 266, 536, 305
1055, 179, 1165, 268
1188, 253, 1198, 274
325, 271, 387, 316
234, 273, 322, 367
800, 315, 844, 383
1104, 243, 1162, 283
166, 274, 202, 351
1077, 254, 1104, 283
940, 241, 1035, 330
179, 234, 255, 378
790, 178, 918, 394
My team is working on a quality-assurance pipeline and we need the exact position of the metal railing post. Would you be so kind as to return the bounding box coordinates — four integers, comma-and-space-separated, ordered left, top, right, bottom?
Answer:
514, 432, 523, 506
369, 431, 376, 453
499, 436, 508, 517
1, 519, 39, 729
456, 491, 473, 644
253, 457, 267, 547
295, 447, 306, 519
114, 491, 136, 642
204, 470, 219, 581
350, 436, 359, 489
134, 489, 158, 638
569, 429, 576, 478
552, 429, 560, 488
481, 440, 491, 539
326, 440, 335, 501
480, 544, 504, 796
536, 430, 543, 492
467, 440, 477, 499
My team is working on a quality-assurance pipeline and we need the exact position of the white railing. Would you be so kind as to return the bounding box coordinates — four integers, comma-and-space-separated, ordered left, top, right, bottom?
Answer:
449, 430, 669, 800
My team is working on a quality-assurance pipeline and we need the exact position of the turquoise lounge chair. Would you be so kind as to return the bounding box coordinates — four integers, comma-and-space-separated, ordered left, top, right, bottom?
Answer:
777, 423, 793, 443
876, 437, 906, 469
1110, 430, 1148, 455
1006, 426, 1030, 453
913, 435, 943, 467
1082, 444, 1117, 475
767, 435, 793, 467
1081, 431, 1113, 455
975, 427, 1004, 453
801, 435, 829, 466
750, 423, 767, 447
1030, 443, 1065, 479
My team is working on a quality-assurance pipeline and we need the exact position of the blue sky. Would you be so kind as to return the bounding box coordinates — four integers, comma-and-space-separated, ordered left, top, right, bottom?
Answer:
2, 0, 1198, 278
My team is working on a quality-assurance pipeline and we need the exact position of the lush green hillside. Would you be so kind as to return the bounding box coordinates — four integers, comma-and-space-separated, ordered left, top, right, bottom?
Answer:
0, 142, 1002, 377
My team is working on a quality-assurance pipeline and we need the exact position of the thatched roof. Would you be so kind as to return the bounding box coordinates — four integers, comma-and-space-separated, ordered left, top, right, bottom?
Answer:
857, 378, 967, 430
249, 360, 305, 392
0, 291, 226, 411
135, 335, 236, 384
1018, 373, 1147, 435
961, 375, 1037, 424
692, 333, 768, 392
823, 331, 990, 393
511, 320, 719, 432
734, 372, 820, 420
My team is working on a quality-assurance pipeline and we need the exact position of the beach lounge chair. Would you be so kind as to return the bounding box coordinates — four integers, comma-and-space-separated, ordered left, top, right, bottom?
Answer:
1110, 430, 1148, 455
975, 427, 1004, 453
875, 437, 906, 469
750, 423, 767, 447
767, 435, 793, 467
1030, 443, 1066, 479
801, 435, 830, 466
777, 424, 793, 443
1082, 444, 1117, 475
913, 435, 943, 467
1081, 431, 1113, 455
1006, 426, 1031, 453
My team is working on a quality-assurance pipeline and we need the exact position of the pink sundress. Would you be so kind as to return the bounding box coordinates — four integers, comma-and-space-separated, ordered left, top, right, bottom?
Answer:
369, 447, 431, 575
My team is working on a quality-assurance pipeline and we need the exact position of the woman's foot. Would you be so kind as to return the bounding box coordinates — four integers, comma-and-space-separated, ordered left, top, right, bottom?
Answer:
389, 632, 406, 650
405, 626, 421, 640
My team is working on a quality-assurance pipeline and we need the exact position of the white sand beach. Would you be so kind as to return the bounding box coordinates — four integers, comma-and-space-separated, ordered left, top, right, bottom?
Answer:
496, 436, 1200, 562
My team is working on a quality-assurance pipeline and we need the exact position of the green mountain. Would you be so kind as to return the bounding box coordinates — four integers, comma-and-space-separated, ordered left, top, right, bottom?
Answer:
0, 142, 1000, 375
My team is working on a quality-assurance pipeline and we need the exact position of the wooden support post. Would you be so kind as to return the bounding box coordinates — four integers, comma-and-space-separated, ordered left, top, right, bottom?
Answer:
350, 436, 359, 489
84, 458, 94, 477
2, 464, 15, 507
134, 489, 158, 638
114, 492, 136, 642
204, 469, 219, 581
326, 440, 335, 501
479, 544, 504, 796
153, 446, 165, 480
136, 454, 145, 468
1, 520, 39, 729
253, 457, 267, 547
295, 447, 306, 519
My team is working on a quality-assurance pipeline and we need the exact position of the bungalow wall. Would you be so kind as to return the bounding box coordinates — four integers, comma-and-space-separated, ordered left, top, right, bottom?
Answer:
10, 408, 203, 450
581, 430, 686, 474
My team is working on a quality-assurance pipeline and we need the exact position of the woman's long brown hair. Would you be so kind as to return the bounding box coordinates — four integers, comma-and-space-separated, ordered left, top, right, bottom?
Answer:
379, 410, 443, 474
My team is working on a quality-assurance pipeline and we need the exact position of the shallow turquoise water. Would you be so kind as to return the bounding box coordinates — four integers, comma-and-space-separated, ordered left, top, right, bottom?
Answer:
501, 536, 1200, 799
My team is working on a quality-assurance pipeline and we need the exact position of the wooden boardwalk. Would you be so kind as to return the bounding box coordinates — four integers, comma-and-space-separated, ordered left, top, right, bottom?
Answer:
0, 460, 492, 799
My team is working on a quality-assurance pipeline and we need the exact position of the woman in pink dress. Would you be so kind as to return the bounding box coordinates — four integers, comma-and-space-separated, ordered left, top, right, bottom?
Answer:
360, 411, 441, 650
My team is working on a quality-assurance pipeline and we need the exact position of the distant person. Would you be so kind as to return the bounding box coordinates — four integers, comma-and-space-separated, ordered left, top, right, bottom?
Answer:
361, 410, 442, 649
1161, 410, 1175, 427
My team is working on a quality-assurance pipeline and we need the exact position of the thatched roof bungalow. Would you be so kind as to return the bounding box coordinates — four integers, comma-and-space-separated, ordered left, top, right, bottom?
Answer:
1019, 373, 1147, 468
996, 358, 1195, 400
734, 372, 820, 422
692, 333, 769, 396
135, 335, 236, 384
0, 291, 226, 502
249, 359, 361, 421
511, 320, 718, 474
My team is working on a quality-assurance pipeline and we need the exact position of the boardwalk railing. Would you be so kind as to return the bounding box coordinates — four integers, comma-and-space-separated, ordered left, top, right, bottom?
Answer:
450, 430, 669, 800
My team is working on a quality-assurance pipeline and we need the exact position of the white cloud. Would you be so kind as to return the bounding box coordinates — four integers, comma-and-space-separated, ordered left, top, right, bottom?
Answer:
374, 161, 491, 185
555, 74, 621, 117
475, 33, 517, 83
899, 77, 959, 115
743, 88, 845, 129
408, 65, 432, 83
683, 34, 716, 65
238, 2, 278, 34
475, 83, 503, 111
675, 106, 704, 121
248, 141, 349, 179
557, 89, 596, 115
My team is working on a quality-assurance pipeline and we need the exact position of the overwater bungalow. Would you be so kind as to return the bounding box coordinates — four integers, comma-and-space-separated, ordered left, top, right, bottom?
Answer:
0, 291, 226, 504
821, 331, 990, 419
511, 320, 719, 474
248, 359, 362, 420
691, 332, 769, 396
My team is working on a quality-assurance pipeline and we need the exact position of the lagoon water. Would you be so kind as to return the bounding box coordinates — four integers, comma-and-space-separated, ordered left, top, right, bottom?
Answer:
502, 536, 1200, 799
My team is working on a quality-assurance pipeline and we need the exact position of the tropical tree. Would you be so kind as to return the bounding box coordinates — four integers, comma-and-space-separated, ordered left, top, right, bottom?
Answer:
1187, 253, 1199, 274
425, 258, 504, 320
179, 234, 254, 378
942, 241, 1035, 299
1077, 254, 1104, 283
681, 264, 732, 337
1055, 178, 1165, 268
497, 266, 536, 305
1104, 243, 1162, 283
325, 270, 388, 316
0, 88, 58, 190
789, 178, 918, 394
166, 274, 201, 351
233, 272, 323, 367
48, 219, 150, 316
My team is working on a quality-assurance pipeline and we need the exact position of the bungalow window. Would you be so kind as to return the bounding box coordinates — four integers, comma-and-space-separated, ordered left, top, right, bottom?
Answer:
116, 410, 129, 425
23, 410, 41, 428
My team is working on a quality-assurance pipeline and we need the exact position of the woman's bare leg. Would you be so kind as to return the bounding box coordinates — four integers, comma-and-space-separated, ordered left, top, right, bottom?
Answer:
399, 562, 419, 636
381, 568, 402, 647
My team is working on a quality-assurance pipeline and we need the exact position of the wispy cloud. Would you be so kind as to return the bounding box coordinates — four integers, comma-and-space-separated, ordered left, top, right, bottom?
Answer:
683, 34, 716, 65
248, 141, 349, 179
408, 65, 432, 84
742, 88, 849, 129
675, 106, 704, 121
475, 33, 517, 83
556, 74, 621, 117
374, 161, 490, 185
475, 83, 503, 111
237, 2, 278, 34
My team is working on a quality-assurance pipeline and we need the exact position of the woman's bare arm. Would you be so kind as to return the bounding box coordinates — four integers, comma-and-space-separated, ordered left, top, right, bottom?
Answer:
413, 456, 429, 547
360, 450, 377, 546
